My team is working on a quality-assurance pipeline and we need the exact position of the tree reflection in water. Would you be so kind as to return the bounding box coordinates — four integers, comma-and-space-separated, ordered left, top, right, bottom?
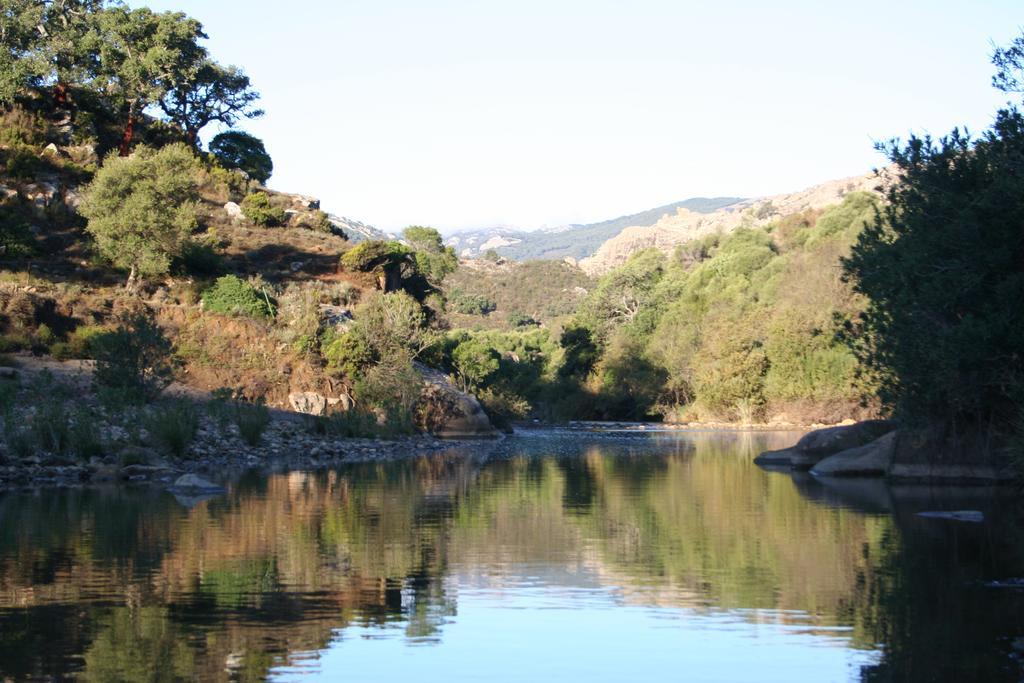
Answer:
0, 431, 1022, 681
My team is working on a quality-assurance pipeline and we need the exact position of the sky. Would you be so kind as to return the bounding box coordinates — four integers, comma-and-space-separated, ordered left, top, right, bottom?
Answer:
139, 0, 1021, 233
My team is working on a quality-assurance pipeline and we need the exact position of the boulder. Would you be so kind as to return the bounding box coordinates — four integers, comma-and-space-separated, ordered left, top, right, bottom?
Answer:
810, 431, 898, 477
754, 420, 896, 470
416, 363, 498, 438
289, 391, 327, 416
224, 202, 244, 220
168, 473, 225, 493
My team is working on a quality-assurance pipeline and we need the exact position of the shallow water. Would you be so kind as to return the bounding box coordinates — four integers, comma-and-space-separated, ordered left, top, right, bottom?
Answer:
1, 430, 1023, 681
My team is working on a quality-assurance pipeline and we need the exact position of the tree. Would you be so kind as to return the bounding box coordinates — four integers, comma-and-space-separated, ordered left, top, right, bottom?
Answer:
452, 338, 500, 391
159, 61, 262, 147
0, 0, 46, 104
94, 6, 206, 154
91, 312, 174, 404
209, 130, 272, 183
842, 35, 1024, 431
81, 143, 200, 289
402, 225, 458, 283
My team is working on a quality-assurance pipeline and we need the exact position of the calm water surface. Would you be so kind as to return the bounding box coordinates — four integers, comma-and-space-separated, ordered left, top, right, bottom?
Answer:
1, 430, 1024, 681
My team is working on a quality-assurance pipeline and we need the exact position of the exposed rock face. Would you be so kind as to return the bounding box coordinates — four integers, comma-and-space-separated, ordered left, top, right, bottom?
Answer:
289, 391, 328, 416
754, 420, 897, 470
810, 431, 899, 477
580, 169, 893, 275
416, 363, 498, 438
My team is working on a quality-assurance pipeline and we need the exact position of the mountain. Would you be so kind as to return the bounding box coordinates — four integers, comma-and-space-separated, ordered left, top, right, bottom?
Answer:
326, 213, 394, 243
446, 197, 744, 262
579, 171, 888, 275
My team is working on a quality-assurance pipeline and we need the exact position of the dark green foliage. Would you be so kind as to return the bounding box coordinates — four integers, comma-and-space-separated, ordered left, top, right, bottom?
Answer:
145, 399, 199, 458
202, 275, 275, 319
449, 289, 496, 315
91, 313, 174, 405
559, 326, 599, 380
174, 239, 224, 276
240, 191, 285, 227
843, 113, 1024, 428
0, 205, 36, 258
232, 399, 271, 446
210, 131, 272, 183
506, 311, 539, 328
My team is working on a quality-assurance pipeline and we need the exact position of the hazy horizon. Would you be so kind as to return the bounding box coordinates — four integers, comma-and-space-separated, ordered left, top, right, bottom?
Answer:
138, 1, 1021, 233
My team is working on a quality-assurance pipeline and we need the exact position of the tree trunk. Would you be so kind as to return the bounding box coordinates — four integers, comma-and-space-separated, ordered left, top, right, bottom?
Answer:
119, 104, 137, 157
53, 82, 68, 106
125, 265, 138, 293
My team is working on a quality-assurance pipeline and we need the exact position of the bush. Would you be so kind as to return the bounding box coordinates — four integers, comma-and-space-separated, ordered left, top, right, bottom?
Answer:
92, 313, 175, 405
53, 325, 106, 361
202, 275, 275, 318
175, 240, 224, 276
450, 289, 496, 315
240, 191, 285, 227
232, 399, 271, 446
145, 400, 199, 458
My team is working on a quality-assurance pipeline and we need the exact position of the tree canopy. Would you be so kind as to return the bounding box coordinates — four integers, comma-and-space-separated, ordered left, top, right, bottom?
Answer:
81, 143, 201, 286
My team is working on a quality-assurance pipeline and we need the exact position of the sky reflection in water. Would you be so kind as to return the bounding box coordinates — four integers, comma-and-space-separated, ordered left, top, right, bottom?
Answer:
1, 430, 1022, 682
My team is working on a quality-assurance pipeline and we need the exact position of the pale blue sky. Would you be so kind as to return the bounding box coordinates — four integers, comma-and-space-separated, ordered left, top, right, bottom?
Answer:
140, 0, 1020, 232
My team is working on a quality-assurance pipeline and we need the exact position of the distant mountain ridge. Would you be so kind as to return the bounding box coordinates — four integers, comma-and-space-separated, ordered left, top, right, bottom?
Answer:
447, 197, 744, 261
326, 214, 394, 243
580, 170, 889, 274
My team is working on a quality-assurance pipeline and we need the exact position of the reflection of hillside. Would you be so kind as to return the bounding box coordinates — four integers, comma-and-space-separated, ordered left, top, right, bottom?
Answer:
0, 433, 900, 680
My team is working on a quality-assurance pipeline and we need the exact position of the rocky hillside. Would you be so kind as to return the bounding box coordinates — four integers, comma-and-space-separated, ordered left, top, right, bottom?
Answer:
579, 171, 889, 275
447, 197, 743, 262
327, 214, 393, 243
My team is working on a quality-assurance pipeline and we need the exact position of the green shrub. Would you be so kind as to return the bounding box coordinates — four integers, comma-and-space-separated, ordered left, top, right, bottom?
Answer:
176, 240, 225, 276
240, 192, 286, 227
30, 401, 71, 455
202, 275, 275, 318
307, 408, 382, 439
450, 290, 496, 315
232, 399, 271, 446
69, 410, 104, 461
53, 325, 107, 360
92, 314, 175, 405
145, 400, 199, 458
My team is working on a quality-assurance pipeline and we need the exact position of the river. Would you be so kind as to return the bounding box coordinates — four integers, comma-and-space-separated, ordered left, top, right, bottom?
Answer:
1, 429, 1022, 681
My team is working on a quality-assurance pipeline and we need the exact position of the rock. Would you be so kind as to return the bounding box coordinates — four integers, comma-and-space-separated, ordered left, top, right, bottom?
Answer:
224, 202, 244, 219
754, 420, 896, 470
916, 510, 985, 523
168, 473, 225, 493
319, 304, 353, 327
289, 391, 327, 416
41, 143, 61, 158
810, 431, 899, 477
119, 464, 168, 479
0, 184, 18, 201
0, 367, 16, 379
416, 363, 498, 438
23, 181, 60, 211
